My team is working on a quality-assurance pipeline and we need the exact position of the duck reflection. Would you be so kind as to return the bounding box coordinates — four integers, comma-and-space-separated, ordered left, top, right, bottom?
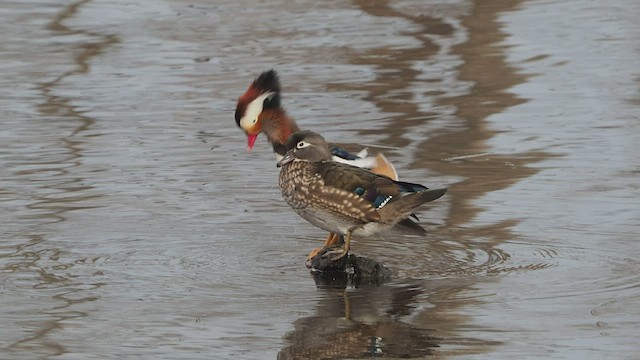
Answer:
278, 283, 440, 359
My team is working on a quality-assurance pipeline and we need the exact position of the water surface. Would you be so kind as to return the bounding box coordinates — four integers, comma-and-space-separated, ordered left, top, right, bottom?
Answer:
1, 0, 638, 359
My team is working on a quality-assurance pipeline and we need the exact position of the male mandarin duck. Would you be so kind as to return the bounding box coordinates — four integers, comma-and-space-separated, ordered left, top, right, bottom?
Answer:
235, 70, 399, 256
277, 131, 447, 260
234, 70, 397, 177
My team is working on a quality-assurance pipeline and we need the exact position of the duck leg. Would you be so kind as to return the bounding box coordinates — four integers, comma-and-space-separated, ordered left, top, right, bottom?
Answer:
307, 233, 343, 261
344, 230, 352, 253
323, 233, 335, 246
325, 233, 343, 246
325, 230, 351, 262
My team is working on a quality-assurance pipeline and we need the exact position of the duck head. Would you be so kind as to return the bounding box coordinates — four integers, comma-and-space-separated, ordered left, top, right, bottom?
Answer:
277, 131, 333, 167
235, 70, 282, 151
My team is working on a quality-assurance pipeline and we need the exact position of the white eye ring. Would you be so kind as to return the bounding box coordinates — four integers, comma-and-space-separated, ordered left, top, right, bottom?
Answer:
252, 118, 257, 124
296, 141, 310, 149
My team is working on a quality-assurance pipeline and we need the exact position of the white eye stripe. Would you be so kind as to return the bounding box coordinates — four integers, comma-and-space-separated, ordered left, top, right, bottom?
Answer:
239, 91, 275, 129
296, 141, 311, 149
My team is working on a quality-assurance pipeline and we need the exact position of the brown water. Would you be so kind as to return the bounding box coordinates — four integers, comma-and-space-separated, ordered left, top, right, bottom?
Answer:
1, 0, 639, 359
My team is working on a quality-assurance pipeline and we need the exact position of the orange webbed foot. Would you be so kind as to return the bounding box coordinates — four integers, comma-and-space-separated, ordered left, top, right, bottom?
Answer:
307, 247, 323, 261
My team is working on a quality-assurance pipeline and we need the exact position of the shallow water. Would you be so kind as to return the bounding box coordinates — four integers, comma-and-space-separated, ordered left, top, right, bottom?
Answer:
1, 0, 639, 359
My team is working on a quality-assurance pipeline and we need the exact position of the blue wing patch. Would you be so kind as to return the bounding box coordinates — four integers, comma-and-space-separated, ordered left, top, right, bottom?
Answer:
330, 145, 360, 161
353, 186, 392, 209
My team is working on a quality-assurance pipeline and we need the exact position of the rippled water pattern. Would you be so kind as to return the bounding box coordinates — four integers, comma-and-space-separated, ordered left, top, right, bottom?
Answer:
1, 0, 639, 359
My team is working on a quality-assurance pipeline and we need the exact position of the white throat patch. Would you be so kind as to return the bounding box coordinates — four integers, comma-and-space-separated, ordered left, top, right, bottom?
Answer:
239, 91, 275, 130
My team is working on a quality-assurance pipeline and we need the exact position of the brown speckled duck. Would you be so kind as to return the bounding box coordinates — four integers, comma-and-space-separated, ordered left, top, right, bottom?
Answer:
277, 131, 447, 260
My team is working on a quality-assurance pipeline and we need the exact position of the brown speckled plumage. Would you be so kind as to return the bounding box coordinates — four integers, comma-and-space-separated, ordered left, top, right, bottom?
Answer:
278, 131, 447, 257
279, 161, 381, 227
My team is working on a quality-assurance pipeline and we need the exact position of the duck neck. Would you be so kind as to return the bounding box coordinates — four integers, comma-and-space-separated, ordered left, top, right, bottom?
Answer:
261, 109, 300, 156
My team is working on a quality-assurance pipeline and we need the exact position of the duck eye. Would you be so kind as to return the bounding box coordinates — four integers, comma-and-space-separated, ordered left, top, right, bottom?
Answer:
252, 118, 257, 124
296, 141, 310, 149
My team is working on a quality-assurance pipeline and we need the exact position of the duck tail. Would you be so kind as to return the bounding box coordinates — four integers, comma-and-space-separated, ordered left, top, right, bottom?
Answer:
394, 218, 427, 235
394, 180, 429, 193
378, 188, 447, 224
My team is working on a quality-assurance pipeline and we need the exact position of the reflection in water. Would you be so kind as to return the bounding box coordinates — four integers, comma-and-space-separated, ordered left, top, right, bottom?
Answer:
277, 285, 437, 359
1, 0, 116, 356
334, 0, 553, 276
278, 282, 487, 359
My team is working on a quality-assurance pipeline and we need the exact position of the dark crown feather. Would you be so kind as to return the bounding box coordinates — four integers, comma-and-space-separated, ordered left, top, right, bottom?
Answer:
252, 69, 281, 110
253, 70, 281, 93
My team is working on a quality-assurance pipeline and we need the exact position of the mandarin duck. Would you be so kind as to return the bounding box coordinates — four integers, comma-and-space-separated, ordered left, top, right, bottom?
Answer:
235, 70, 399, 256
277, 131, 447, 260
235, 70, 396, 176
